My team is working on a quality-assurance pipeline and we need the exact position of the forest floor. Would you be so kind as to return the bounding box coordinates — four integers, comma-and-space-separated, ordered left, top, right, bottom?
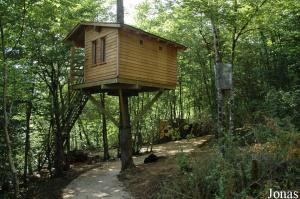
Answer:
119, 135, 214, 199
61, 135, 212, 199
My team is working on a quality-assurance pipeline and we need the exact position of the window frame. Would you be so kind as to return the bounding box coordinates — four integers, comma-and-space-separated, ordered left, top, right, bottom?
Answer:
92, 40, 97, 65
100, 36, 106, 64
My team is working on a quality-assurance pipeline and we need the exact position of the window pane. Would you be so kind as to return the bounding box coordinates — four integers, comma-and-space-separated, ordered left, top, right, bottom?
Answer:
101, 37, 106, 63
92, 40, 97, 64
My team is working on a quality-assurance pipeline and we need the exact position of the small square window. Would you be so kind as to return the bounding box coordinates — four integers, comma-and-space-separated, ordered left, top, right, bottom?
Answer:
159, 46, 163, 50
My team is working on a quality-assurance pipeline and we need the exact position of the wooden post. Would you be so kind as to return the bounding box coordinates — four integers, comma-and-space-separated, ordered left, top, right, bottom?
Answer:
119, 89, 135, 171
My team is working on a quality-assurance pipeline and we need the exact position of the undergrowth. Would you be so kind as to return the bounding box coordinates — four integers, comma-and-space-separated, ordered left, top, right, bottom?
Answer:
153, 117, 300, 199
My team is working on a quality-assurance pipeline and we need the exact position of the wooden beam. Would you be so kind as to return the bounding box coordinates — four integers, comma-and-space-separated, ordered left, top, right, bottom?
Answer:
72, 78, 118, 89
101, 84, 140, 90
107, 90, 138, 97
89, 95, 119, 127
117, 78, 175, 90
131, 89, 164, 127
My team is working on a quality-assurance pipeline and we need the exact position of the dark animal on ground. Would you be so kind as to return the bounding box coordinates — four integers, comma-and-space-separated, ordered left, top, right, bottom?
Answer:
144, 154, 159, 164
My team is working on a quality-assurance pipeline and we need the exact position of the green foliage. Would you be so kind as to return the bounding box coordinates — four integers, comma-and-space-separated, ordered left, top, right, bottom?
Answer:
169, 128, 181, 140
155, 117, 300, 199
262, 89, 300, 127
0, 0, 115, 191
0, 0, 299, 197
176, 151, 191, 172
186, 133, 194, 140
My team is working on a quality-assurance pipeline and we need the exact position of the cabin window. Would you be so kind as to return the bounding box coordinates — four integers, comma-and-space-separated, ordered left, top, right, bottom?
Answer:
100, 37, 106, 63
159, 46, 163, 51
139, 39, 144, 45
92, 40, 97, 64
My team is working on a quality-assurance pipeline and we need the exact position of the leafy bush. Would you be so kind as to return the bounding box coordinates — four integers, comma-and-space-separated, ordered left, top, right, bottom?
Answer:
154, 117, 300, 199
262, 88, 300, 127
176, 152, 191, 172
169, 128, 181, 140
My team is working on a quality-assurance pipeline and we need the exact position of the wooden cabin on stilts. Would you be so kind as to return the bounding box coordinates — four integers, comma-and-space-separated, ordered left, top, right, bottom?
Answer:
64, 0, 186, 171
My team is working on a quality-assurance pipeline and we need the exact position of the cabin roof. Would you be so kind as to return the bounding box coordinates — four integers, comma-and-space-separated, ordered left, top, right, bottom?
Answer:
64, 22, 187, 50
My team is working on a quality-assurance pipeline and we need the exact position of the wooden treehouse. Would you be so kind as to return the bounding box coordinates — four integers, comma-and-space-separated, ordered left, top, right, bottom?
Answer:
64, 22, 186, 171
64, 22, 186, 94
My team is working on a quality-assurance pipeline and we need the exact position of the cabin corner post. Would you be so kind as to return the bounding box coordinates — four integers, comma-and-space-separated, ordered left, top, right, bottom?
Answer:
118, 89, 135, 171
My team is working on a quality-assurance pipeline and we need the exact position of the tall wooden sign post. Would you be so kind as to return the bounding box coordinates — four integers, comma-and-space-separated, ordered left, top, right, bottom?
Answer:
212, 22, 233, 138
214, 63, 232, 138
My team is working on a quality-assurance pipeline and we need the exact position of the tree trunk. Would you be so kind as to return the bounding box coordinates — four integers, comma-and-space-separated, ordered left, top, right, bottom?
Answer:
101, 93, 110, 160
46, 123, 53, 177
23, 100, 33, 186
211, 19, 224, 139
172, 90, 177, 120
137, 95, 144, 152
119, 90, 135, 171
78, 119, 91, 147
133, 95, 142, 154
179, 78, 183, 119
117, 0, 124, 24
117, 112, 121, 158
1, 21, 20, 198
52, 81, 64, 177
229, 0, 237, 134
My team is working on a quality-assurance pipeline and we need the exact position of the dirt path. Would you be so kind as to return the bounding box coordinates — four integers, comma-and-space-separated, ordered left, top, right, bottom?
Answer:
62, 135, 212, 199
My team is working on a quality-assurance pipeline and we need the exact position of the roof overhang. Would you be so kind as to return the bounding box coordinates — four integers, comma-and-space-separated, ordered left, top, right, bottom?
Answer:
64, 22, 187, 50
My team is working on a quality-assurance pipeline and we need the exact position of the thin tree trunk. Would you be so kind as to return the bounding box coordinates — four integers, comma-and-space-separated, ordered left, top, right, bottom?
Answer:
78, 118, 91, 147
46, 108, 54, 177
52, 80, 64, 176
137, 95, 143, 153
23, 100, 33, 186
211, 19, 224, 139
179, 78, 183, 119
172, 90, 177, 120
133, 97, 139, 154
1, 21, 20, 198
117, 111, 121, 158
228, 0, 238, 134
150, 104, 159, 152
101, 93, 110, 160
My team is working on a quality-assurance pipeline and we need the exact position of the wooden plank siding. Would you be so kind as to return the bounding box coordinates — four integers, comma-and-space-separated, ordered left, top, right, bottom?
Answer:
84, 27, 118, 83
83, 27, 178, 90
118, 30, 177, 88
